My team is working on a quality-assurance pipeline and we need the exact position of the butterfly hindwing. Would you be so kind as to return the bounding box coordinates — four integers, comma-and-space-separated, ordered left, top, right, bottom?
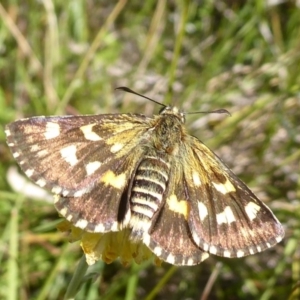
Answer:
54, 148, 146, 232
144, 163, 209, 265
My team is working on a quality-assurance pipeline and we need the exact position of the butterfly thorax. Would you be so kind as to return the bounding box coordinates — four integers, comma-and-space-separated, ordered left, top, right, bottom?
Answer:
150, 106, 186, 155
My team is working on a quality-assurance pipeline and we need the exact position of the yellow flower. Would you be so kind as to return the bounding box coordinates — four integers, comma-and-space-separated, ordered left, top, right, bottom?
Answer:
57, 220, 162, 266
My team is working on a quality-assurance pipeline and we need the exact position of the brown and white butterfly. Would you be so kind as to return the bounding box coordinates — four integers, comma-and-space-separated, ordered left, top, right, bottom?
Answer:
5, 88, 284, 265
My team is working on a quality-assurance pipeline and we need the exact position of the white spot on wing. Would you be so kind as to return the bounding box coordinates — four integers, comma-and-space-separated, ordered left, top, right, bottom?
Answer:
213, 178, 236, 194
192, 171, 202, 186
245, 202, 261, 221
94, 224, 105, 232
192, 234, 200, 246
209, 246, 218, 255
60, 145, 78, 166
202, 243, 209, 251
223, 250, 231, 257
25, 169, 34, 177
37, 149, 49, 157
80, 124, 102, 141
75, 219, 88, 229
62, 190, 70, 196
53, 195, 60, 203
36, 178, 46, 187
59, 207, 68, 216
30, 145, 40, 152
66, 214, 73, 221
216, 206, 236, 224
73, 189, 88, 197
166, 254, 175, 265
52, 186, 62, 194
236, 250, 244, 257
187, 258, 195, 265
5, 129, 11, 136
143, 234, 151, 246
44, 122, 60, 139
110, 143, 124, 153
13, 152, 20, 158
85, 161, 102, 175
198, 202, 208, 221
249, 247, 255, 255
153, 246, 162, 256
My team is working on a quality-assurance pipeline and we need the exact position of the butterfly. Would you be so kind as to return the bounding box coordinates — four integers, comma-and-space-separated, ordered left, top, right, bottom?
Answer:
5, 88, 284, 265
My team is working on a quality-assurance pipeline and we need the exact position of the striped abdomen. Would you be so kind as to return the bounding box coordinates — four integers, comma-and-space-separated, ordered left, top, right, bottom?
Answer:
129, 155, 170, 239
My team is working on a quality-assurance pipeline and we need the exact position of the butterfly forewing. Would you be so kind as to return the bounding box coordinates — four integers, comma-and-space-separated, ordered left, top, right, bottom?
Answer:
184, 136, 284, 257
5, 104, 284, 265
6, 114, 150, 196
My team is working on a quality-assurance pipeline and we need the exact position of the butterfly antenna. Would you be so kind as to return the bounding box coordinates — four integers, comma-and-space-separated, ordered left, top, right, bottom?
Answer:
116, 87, 166, 108
185, 108, 231, 116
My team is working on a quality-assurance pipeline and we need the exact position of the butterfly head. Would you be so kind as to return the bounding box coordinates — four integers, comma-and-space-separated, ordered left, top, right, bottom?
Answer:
159, 106, 186, 124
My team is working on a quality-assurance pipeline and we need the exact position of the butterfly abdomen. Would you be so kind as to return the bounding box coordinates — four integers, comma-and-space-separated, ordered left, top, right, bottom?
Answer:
129, 155, 170, 239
